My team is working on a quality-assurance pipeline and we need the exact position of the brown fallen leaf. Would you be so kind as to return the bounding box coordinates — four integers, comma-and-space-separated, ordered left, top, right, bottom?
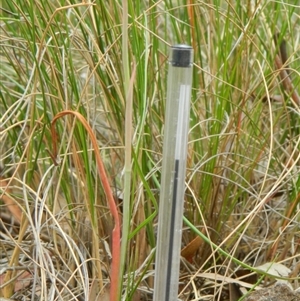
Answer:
181, 235, 204, 263
0, 270, 32, 296
0, 177, 22, 224
88, 279, 110, 301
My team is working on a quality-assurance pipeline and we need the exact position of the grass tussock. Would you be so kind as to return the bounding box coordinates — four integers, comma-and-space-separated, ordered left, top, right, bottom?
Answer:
1, 1, 300, 300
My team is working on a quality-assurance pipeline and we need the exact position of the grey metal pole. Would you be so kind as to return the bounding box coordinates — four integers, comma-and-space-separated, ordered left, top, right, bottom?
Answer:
153, 44, 193, 301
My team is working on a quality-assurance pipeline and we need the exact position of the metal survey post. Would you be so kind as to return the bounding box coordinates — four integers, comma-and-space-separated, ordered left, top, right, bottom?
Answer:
154, 45, 193, 301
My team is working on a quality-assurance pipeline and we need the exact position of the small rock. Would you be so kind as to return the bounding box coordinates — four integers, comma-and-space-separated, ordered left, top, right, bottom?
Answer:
244, 283, 300, 301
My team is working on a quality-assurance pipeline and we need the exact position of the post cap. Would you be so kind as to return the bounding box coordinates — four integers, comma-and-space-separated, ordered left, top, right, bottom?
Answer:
170, 44, 193, 67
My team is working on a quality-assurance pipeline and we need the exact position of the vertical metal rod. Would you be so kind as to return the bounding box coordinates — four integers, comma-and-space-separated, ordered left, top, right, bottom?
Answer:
153, 45, 193, 301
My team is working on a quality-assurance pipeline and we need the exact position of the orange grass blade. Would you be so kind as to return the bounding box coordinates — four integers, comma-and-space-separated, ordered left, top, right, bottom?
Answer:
50, 111, 120, 301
